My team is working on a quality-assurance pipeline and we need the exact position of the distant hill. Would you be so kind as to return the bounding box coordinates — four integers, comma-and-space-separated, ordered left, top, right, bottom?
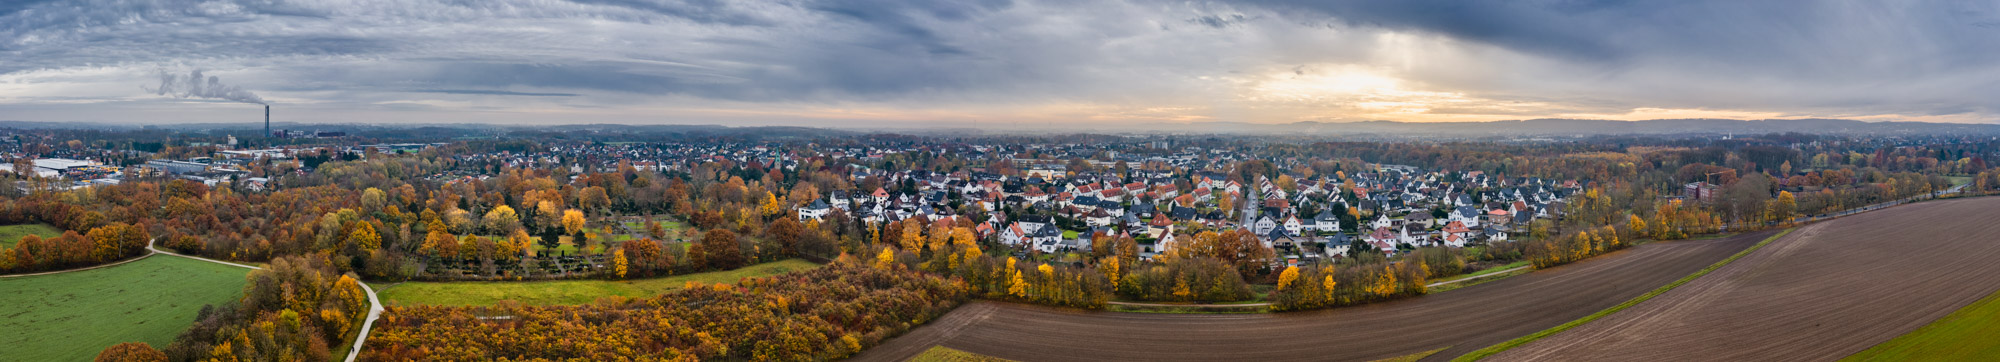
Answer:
1123, 118, 2000, 137
2, 118, 1994, 138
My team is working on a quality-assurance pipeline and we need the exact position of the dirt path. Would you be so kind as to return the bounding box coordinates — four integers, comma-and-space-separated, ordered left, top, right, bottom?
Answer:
853, 229, 1778, 362
1490, 197, 2000, 361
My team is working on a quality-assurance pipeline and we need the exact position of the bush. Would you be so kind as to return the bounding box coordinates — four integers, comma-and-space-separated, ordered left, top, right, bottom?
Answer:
1268, 259, 1430, 311
1116, 257, 1254, 303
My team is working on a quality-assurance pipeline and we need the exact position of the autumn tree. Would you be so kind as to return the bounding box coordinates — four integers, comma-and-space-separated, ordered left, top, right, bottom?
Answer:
423, 222, 457, 259
578, 186, 611, 215
1277, 265, 1300, 291
758, 191, 784, 219
1772, 190, 1797, 224
899, 220, 923, 252
700, 229, 744, 270
349, 223, 380, 252
875, 246, 896, 270
483, 205, 519, 234
360, 187, 387, 214
766, 216, 804, 257
560, 209, 587, 236
96, 342, 167, 362
613, 249, 629, 278
1165, 229, 1275, 276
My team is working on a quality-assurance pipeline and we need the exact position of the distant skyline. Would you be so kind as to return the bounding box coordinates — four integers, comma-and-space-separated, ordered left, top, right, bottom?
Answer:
3, 0, 1998, 126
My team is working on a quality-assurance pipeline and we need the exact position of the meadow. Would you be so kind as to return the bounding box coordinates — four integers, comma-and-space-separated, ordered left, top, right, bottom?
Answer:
378, 258, 822, 306
0, 223, 64, 248
0, 256, 249, 361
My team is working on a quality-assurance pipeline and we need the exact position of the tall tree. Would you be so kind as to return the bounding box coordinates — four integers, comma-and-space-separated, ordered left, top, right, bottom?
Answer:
700, 229, 744, 270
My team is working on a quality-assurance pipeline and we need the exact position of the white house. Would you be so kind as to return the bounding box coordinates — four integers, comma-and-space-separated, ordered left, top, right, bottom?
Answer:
1282, 215, 1303, 236
1313, 209, 1342, 233
1253, 215, 1279, 236
798, 199, 831, 221
1001, 221, 1063, 252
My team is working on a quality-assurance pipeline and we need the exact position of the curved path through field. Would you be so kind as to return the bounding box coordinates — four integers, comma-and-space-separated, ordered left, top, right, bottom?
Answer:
142, 240, 384, 362
855, 229, 1780, 362
1491, 196, 2000, 361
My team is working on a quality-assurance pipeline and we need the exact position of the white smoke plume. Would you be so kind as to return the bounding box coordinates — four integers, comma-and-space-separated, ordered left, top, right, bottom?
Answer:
143, 70, 266, 105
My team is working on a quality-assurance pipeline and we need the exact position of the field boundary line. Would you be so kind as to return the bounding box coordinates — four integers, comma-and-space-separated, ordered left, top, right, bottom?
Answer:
0, 252, 155, 278
1105, 300, 1271, 308
1451, 228, 1796, 361
1429, 265, 1531, 288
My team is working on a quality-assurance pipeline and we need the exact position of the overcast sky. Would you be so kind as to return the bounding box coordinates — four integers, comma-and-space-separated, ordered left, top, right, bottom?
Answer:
3, 0, 1998, 127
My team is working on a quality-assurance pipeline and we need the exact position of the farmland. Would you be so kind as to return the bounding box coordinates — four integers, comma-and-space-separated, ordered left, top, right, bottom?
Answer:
1845, 286, 2000, 360
378, 258, 821, 306
854, 230, 1777, 362
1490, 196, 2000, 360
0, 256, 249, 361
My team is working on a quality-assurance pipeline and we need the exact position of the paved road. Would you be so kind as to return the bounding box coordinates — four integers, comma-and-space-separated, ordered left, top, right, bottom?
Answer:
854, 230, 1778, 362
1493, 196, 2000, 361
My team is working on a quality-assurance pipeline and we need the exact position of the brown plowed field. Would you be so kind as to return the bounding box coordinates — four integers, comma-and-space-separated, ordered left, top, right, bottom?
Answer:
854, 229, 1781, 362
1494, 197, 2000, 361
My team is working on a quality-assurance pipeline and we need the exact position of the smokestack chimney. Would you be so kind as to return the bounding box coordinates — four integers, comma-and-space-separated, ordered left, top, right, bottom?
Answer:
264, 105, 271, 139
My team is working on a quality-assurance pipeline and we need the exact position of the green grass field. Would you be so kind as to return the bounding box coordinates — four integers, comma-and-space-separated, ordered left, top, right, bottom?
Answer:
1946, 175, 1973, 187
0, 223, 64, 249
1430, 261, 1535, 294
1460, 261, 1531, 279
911, 346, 1014, 362
1844, 287, 2000, 360
378, 259, 822, 306
528, 235, 609, 256
0, 256, 250, 361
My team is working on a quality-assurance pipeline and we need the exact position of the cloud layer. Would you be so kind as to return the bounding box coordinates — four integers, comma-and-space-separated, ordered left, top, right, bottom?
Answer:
1, 0, 1996, 126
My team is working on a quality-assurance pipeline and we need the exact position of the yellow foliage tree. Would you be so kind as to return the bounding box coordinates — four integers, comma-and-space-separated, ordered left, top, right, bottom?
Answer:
506, 229, 532, 259
1371, 265, 1398, 297
1321, 275, 1337, 303
1628, 214, 1649, 239
1774, 190, 1797, 224
759, 191, 784, 218
899, 221, 923, 251
1101, 257, 1121, 289
349, 223, 380, 251
872, 247, 896, 270
560, 209, 587, 236
1006, 257, 1026, 297
1008, 270, 1027, 298
613, 249, 629, 278
1276, 265, 1300, 291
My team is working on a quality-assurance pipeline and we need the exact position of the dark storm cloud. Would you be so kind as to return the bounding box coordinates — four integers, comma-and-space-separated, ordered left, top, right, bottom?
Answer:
1233, 0, 1624, 60
1238, 0, 2000, 75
